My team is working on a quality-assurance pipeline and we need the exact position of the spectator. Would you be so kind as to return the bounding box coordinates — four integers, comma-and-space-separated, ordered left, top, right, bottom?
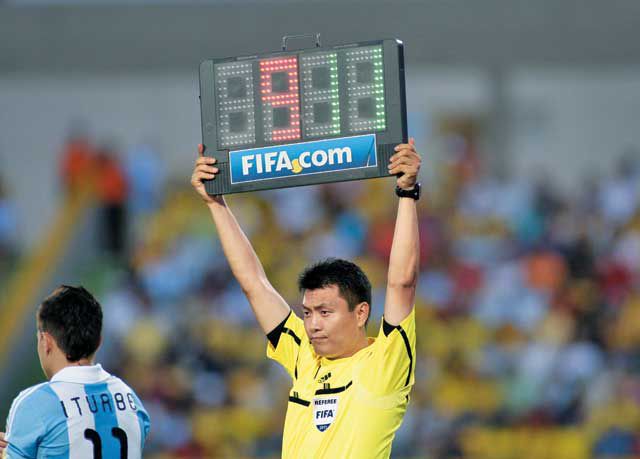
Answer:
59, 127, 96, 193
124, 142, 167, 216
95, 143, 128, 259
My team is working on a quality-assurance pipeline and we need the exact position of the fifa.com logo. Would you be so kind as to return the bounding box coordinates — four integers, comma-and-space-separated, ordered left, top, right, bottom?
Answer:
240, 147, 353, 176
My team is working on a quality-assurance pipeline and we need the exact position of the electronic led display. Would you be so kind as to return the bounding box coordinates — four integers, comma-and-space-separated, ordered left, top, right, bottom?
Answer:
214, 61, 256, 147
199, 38, 406, 195
209, 44, 391, 148
345, 45, 386, 133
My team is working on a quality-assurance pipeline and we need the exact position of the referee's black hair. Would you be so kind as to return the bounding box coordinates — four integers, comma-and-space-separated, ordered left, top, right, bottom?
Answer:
37, 285, 103, 362
298, 258, 372, 318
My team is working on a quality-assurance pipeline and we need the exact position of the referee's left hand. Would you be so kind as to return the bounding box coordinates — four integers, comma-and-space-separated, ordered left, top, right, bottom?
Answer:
0, 431, 8, 453
389, 138, 421, 190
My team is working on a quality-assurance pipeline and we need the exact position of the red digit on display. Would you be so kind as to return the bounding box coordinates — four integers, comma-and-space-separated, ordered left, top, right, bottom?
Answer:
260, 56, 301, 143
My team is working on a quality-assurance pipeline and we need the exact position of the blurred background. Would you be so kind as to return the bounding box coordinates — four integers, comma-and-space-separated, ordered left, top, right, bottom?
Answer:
2, 1, 640, 458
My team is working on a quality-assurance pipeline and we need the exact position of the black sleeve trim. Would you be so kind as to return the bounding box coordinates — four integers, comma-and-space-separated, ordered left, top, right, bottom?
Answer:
382, 319, 414, 387
267, 311, 292, 348
284, 327, 302, 345
382, 318, 397, 337
398, 326, 414, 387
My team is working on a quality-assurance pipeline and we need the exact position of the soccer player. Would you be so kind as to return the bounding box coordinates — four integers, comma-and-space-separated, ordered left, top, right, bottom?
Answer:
191, 139, 421, 458
0, 286, 150, 459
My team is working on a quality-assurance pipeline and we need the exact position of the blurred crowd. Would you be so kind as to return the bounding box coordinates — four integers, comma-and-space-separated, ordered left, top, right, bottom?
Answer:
58, 129, 167, 260
7, 128, 640, 458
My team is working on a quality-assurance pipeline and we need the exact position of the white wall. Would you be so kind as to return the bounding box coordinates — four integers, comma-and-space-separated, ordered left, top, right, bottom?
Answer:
509, 67, 640, 192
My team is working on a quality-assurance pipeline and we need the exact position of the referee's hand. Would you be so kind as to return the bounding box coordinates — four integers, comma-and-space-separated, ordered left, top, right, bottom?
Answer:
191, 144, 223, 204
389, 137, 421, 190
0, 431, 8, 453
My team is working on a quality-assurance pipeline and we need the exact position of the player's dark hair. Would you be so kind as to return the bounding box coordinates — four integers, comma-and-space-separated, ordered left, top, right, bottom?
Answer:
37, 285, 103, 362
298, 258, 372, 316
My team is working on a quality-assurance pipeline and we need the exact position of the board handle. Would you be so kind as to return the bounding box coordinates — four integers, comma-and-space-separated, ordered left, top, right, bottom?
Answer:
281, 33, 321, 51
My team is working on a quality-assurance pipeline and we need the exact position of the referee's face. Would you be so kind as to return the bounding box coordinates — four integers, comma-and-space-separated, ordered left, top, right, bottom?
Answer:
302, 285, 369, 359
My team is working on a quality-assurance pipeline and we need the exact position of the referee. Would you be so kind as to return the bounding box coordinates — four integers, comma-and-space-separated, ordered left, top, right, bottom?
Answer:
191, 139, 421, 458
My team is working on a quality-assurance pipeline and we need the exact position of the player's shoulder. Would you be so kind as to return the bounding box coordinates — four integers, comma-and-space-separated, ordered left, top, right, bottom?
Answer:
8, 382, 59, 420
11, 382, 56, 406
106, 373, 135, 392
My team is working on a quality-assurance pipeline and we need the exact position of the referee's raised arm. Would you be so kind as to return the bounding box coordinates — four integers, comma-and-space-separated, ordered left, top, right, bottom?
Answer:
191, 144, 290, 334
383, 138, 421, 326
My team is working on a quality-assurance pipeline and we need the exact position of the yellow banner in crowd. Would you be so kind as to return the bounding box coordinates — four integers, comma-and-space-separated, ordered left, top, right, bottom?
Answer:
460, 427, 590, 459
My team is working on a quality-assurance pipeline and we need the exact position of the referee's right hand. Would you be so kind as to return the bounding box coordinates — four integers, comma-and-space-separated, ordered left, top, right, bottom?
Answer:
0, 431, 8, 453
191, 144, 222, 204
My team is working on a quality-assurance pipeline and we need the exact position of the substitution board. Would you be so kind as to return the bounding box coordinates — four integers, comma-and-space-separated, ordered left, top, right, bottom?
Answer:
199, 38, 407, 195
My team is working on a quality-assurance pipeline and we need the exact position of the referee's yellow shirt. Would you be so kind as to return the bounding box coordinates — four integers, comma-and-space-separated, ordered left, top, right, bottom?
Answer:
266, 308, 416, 459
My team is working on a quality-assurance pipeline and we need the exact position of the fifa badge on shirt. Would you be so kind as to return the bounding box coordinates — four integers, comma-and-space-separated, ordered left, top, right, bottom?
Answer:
313, 396, 339, 432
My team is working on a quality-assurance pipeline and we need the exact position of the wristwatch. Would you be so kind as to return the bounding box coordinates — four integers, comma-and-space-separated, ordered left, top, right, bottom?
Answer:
395, 183, 421, 200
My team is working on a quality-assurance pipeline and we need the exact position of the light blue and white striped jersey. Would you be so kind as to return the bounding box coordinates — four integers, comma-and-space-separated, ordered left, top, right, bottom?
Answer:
4, 364, 150, 459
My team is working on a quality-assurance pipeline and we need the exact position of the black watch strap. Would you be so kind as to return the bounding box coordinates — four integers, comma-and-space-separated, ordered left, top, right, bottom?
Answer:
395, 182, 421, 200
